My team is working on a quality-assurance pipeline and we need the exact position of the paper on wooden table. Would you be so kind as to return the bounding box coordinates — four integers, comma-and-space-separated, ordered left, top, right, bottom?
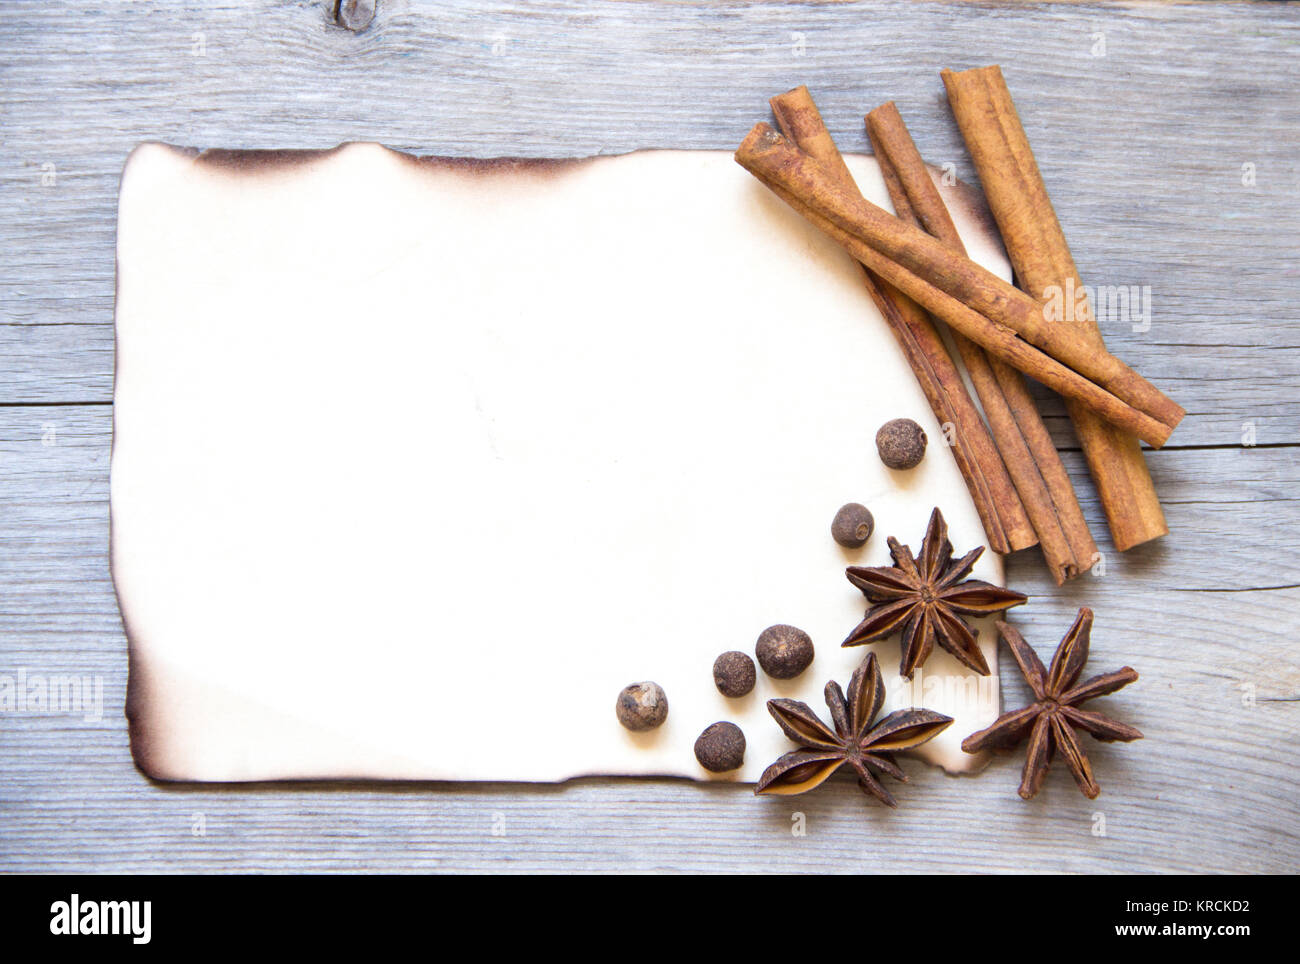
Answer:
112, 143, 1014, 784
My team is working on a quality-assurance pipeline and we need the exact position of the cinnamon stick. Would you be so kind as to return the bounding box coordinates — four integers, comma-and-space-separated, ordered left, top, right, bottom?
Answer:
941, 65, 1168, 551
863, 277, 1027, 554
866, 101, 1097, 582
770, 87, 1036, 554
735, 123, 1182, 448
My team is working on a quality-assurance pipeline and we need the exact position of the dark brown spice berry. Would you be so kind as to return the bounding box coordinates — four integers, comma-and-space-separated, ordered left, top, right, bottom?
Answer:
694, 721, 746, 772
713, 651, 757, 698
876, 418, 927, 469
755, 624, 814, 680
615, 681, 668, 731
831, 502, 875, 548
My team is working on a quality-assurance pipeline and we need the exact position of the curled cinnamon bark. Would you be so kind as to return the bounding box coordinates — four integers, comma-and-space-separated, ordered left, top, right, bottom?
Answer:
734, 122, 1183, 449
866, 100, 1097, 582
770, 86, 1035, 555
941, 65, 1168, 551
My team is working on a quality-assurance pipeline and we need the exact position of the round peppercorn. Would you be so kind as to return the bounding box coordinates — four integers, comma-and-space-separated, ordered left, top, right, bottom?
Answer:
831, 502, 875, 548
694, 721, 746, 772
755, 624, 815, 680
712, 651, 757, 698
615, 681, 668, 732
876, 418, 927, 470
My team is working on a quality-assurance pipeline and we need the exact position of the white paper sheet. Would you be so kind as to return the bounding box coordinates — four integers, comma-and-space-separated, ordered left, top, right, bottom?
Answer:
112, 143, 1014, 784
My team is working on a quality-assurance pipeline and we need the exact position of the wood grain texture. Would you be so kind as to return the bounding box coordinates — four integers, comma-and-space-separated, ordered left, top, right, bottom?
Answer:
1, 0, 1297, 872
1, 407, 1296, 873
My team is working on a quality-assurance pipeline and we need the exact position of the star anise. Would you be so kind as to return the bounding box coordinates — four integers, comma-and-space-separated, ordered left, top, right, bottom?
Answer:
843, 507, 1027, 679
962, 608, 1142, 800
755, 651, 953, 807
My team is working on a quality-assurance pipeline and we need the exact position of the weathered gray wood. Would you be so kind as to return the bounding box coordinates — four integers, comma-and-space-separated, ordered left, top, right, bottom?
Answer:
3, 0, 1298, 449
0, 407, 1295, 873
1, 0, 1298, 872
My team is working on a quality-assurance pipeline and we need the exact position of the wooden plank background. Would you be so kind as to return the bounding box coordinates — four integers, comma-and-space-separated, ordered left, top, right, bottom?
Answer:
1, 0, 1297, 873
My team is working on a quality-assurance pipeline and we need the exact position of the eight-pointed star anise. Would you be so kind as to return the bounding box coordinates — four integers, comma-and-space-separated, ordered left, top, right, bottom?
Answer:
755, 651, 953, 807
843, 507, 1027, 679
962, 607, 1142, 800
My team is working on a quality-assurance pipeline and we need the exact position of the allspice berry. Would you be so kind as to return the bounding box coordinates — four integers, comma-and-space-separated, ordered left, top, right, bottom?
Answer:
694, 721, 746, 772
712, 651, 756, 698
876, 418, 927, 470
831, 502, 875, 548
755, 624, 814, 680
615, 681, 668, 732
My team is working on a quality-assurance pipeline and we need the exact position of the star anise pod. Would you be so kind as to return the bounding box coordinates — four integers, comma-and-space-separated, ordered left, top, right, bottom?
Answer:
755, 651, 953, 807
962, 608, 1142, 800
843, 507, 1027, 679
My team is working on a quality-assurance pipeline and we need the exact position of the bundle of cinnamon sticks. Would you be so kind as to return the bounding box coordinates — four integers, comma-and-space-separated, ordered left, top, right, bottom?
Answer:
739, 68, 1180, 583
